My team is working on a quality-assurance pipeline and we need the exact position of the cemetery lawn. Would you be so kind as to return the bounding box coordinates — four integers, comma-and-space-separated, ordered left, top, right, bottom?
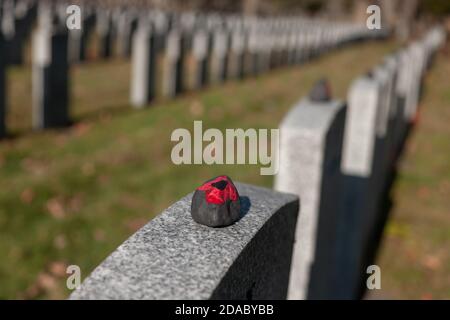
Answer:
376, 47, 450, 299
1, 40, 400, 299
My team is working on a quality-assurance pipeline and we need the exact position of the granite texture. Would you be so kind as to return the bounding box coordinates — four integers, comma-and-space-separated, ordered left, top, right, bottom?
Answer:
70, 183, 299, 300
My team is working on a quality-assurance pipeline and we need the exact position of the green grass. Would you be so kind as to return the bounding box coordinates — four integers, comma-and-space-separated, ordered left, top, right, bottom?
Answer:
0, 40, 398, 299
376, 46, 450, 299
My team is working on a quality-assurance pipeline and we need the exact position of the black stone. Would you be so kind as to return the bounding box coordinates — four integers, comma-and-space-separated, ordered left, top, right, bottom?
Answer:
365, 70, 374, 78
191, 175, 241, 228
309, 78, 332, 102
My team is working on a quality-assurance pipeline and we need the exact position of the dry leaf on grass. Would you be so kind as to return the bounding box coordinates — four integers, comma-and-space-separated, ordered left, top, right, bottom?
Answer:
46, 197, 66, 219
20, 188, 35, 204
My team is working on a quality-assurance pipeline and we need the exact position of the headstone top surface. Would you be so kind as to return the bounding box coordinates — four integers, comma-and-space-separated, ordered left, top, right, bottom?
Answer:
70, 183, 298, 300
280, 98, 345, 136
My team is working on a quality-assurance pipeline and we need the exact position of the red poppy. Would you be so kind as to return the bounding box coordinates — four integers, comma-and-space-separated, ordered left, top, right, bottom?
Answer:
197, 175, 238, 205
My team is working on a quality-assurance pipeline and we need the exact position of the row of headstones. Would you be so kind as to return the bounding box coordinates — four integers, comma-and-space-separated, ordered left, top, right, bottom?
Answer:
274, 26, 446, 299
129, 13, 386, 107
0, 0, 138, 65
62, 4, 387, 65
0, 1, 387, 138
0, 0, 149, 135
0, 0, 37, 65
0, 0, 388, 66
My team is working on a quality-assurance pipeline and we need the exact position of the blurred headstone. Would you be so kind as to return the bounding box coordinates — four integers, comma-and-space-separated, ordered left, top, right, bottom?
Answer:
275, 90, 346, 299
191, 29, 209, 89
130, 22, 155, 108
210, 30, 228, 84
96, 9, 113, 58
228, 31, 245, 79
32, 26, 69, 129
116, 11, 138, 58
162, 30, 184, 98
336, 75, 381, 299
